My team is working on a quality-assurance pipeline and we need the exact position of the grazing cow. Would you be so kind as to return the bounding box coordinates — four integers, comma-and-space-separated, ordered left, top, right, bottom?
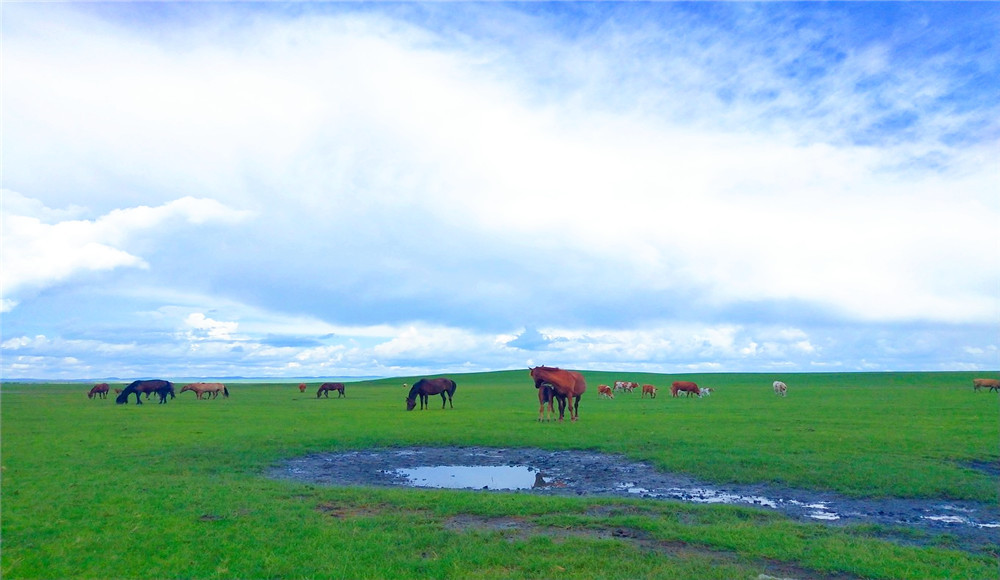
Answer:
773, 381, 787, 397
699, 387, 713, 397
614, 381, 639, 393
598, 385, 614, 399
298, 383, 307, 393
973, 378, 1000, 392
670, 381, 700, 397
641, 384, 657, 398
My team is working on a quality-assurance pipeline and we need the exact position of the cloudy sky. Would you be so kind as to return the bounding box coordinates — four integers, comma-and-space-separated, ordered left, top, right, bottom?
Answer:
3, 2, 997, 380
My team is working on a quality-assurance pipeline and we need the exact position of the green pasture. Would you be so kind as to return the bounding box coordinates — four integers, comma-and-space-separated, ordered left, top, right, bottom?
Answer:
2, 371, 998, 579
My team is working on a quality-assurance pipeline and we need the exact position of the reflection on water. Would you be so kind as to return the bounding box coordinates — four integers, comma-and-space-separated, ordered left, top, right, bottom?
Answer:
394, 465, 559, 490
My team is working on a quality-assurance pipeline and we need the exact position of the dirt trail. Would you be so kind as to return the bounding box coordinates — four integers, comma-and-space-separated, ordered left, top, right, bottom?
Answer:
270, 446, 999, 553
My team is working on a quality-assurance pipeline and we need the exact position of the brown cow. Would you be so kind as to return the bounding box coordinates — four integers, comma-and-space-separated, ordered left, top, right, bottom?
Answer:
671, 381, 700, 397
598, 385, 614, 399
298, 383, 307, 393
973, 378, 1000, 392
641, 384, 657, 398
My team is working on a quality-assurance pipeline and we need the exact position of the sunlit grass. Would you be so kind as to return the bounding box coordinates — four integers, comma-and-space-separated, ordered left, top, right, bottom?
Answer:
2, 371, 997, 578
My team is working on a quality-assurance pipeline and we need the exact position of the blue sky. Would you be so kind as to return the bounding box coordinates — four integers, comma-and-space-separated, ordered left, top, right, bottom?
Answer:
2, 2, 997, 380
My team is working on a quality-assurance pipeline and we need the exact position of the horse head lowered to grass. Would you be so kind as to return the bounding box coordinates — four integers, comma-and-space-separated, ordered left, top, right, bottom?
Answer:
529, 366, 586, 422
116, 380, 175, 405
406, 378, 456, 411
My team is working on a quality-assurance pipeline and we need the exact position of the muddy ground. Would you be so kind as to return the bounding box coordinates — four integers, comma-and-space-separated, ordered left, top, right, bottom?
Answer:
270, 446, 999, 553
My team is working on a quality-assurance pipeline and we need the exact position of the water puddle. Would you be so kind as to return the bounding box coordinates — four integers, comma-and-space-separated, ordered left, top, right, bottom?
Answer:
271, 447, 1000, 551
392, 465, 557, 490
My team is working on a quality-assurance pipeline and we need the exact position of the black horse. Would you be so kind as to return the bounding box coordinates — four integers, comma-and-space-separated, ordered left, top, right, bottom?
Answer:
116, 379, 175, 405
406, 378, 457, 411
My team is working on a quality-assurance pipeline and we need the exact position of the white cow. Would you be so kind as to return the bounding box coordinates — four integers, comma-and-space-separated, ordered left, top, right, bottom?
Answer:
773, 381, 787, 397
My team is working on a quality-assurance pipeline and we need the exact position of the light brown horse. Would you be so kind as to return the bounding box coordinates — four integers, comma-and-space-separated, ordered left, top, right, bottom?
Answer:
973, 378, 1000, 392
180, 382, 229, 400
88, 383, 109, 399
671, 381, 700, 397
406, 378, 456, 410
317, 382, 345, 398
530, 366, 586, 422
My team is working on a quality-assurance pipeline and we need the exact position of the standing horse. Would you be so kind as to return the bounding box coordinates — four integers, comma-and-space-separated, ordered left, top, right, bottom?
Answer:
537, 382, 555, 421
406, 378, 456, 410
180, 383, 229, 399
671, 381, 700, 397
317, 382, 346, 398
116, 380, 175, 405
88, 383, 109, 399
773, 381, 787, 397
973, 378, 1000, 392
530, 366, 586, 422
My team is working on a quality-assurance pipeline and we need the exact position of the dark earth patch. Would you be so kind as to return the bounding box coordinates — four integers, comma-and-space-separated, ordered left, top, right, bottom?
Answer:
270, 446, 999, 554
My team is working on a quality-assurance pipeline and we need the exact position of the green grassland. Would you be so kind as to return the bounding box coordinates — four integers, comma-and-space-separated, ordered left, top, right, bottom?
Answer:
2, 371, 998, 578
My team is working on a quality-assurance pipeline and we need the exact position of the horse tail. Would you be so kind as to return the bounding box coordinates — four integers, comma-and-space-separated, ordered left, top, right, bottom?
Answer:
223, 386, 229, 398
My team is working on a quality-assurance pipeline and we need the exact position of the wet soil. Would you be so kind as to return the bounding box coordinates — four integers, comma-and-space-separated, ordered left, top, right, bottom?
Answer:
270, 446, 999, 553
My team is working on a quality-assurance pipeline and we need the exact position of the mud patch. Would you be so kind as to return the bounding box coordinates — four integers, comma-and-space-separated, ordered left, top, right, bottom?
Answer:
270, 446, 999, 553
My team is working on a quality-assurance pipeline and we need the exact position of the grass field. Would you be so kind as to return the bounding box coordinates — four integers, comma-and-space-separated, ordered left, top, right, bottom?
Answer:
2, 371, 998, 579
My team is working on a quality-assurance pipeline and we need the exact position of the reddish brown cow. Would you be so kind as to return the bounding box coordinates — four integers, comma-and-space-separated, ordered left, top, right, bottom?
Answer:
671, 381, 700, 397
298, 383, 307, 393
598, 385, 614, 399
641, 384, 657, 398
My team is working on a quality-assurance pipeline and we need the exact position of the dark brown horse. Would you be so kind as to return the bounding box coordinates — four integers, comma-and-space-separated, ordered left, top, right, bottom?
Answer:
530, 366, 586, 422
406, 378, 456, 410
88, 383, 109, 399
671, 381, 700, 397
537, 382, 555, 421
116, 380, 175, 405
317, 382, 345, 398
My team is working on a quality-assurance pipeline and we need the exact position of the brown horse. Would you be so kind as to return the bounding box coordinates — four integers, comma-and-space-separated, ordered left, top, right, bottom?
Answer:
317, 382, 345, 398
88, 383, 109, 399
530, 366, 586, 422
973, 378, 1000, 392
116, 380, 175, 405
180, 382, 229, 400
406, 378, 456, 410
671, 381, 700, 397
537, 382, 555, 421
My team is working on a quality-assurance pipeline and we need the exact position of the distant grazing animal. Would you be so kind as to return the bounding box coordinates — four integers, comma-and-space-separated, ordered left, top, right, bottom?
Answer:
537, 382, 555, 422
598, 385, 614, 399
614, 381, 638, 392
671, 381, 700, 398
317, 382, 346, 398
88, 383, 109, 399
699, 387, 714, 397
529, 366, 586, 422
298, 383, 307, 393
180, 382, 229, 400
641, 384, 657, 398
773, 381, 787, 397
114, 388, 123, 394
973, 378, 1000, 392
406, 378, 456, 411
116, 380, 174, 405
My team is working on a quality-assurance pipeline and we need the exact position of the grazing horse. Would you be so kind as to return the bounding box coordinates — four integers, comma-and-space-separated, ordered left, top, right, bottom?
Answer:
529, 366, 586, 422
641, 384, 657, 398
972, 378, 1000, 392
537, 382, 555, 421
671, 381, 700, 398
180, 382, 229, 400
116, 380, 174, 405
406, 378, 457, 410
598, 385, 614, 399
88, 383, 109, 399
773, 381, 787, 397
317, 382, 346, 398
298, 383, 307, 393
